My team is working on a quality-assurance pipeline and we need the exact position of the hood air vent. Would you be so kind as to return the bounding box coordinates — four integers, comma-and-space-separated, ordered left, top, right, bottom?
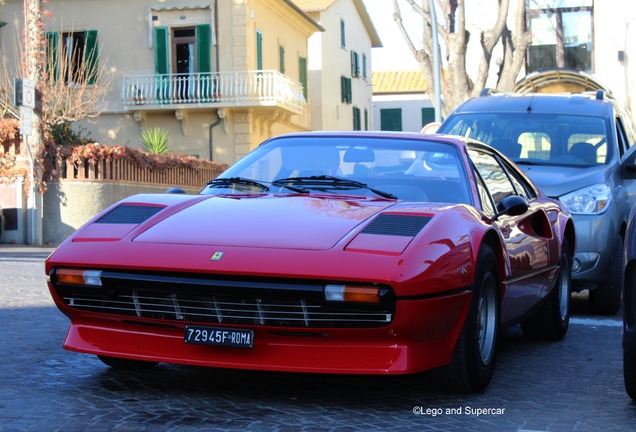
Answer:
96, 204, 164, 224
362, 214, 432, 237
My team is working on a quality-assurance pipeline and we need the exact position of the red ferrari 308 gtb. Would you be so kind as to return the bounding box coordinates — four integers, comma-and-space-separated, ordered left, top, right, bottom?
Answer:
46, 131, 574, 393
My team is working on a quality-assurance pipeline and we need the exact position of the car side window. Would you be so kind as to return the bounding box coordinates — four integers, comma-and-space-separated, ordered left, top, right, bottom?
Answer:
473, 168, 496, 218
498, 158, 537, 200
469, 149, 517, 211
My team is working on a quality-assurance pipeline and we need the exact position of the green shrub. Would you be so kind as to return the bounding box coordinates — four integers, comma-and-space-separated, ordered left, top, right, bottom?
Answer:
141, 127, 172, 154
51, 122, 92, 146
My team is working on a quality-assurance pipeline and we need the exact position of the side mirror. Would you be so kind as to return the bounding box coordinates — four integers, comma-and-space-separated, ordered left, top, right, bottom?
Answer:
494, 195, 528, 221
166, 187, 186, 194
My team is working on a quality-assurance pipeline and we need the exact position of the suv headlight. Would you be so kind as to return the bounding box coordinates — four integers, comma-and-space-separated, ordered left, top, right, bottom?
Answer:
560, 183, 612, 214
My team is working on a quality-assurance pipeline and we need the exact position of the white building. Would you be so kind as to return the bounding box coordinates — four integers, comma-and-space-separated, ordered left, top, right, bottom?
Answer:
298, 0, 382, 131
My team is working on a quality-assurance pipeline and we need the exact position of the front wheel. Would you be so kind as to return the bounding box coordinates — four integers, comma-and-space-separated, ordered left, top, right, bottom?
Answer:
429, 245, 500, 393
590, 235, 623, 316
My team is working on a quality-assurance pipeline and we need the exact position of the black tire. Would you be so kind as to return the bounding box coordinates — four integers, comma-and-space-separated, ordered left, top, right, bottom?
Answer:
625, 351, 636, 401
521, 240, 571, 341
97, 355, 158, 370
429, 245, 500, 393
590, 235, 623, 316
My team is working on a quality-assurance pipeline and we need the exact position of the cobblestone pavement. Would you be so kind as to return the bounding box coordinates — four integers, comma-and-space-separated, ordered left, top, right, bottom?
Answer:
1, 245, 635, 432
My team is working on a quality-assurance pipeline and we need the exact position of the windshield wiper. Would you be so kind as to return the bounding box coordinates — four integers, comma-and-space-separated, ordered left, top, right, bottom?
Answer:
207, 177, 270, 191
272, 175, 397, 199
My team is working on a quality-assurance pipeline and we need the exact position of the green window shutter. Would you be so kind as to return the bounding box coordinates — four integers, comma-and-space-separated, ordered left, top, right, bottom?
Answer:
364, 109, 368, 130
351, 51, 359, 77
279, 46, 285, 74
353, 107, 361, 130
299, 56, 308, 100
196, 24, 211, 73
46, 32, 59, 82
256, 30, 263, 70
421, 107, 435, 127
340, 19, 345, 48
341, 76, 352, 104
362, 54, 367, 79
84, 30, 98, 84
381, 108, 402, 131
154, 26, 169, 75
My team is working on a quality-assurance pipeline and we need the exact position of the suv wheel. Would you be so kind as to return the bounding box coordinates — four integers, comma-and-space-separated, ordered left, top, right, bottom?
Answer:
589, 235, 623, 315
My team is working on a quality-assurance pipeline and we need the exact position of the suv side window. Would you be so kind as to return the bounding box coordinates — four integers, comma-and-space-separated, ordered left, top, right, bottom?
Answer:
616, 116, 631, 157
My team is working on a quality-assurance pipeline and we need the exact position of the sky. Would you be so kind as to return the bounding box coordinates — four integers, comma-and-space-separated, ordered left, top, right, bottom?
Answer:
362, 0, 421, 71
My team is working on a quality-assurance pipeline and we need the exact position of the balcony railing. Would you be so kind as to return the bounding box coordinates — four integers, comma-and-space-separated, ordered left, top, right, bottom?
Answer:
121, 70, 306, 115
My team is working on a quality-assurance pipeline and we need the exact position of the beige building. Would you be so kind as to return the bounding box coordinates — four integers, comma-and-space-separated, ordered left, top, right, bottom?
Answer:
297, 0, 381, 131
1, 0, 323, 166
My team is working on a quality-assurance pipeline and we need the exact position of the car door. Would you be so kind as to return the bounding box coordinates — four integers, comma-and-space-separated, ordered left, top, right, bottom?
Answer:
469, 149, 552, 323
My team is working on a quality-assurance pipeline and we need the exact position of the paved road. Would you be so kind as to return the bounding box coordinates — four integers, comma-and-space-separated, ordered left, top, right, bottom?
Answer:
1, 245, 635, 431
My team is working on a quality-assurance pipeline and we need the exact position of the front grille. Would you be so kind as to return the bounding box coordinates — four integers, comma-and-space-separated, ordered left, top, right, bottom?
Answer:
53, 270, 394, 328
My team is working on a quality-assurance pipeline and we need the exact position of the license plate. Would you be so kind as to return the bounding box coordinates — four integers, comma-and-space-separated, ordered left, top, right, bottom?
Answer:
184, 325, 254, 348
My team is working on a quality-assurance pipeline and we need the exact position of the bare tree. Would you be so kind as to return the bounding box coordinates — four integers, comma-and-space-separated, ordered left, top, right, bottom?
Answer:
393, 0, 532, 116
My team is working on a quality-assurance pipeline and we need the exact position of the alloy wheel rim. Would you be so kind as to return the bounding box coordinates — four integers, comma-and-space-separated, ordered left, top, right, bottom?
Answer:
477, 273, 497, 364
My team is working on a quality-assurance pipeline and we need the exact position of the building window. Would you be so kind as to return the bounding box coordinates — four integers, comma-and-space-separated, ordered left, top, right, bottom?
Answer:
341, 76, 352, 104
256, 30, 263, 70
299, 56, 308, 100
381, 108, 402, 131
340, 19, 346, 48
351, 51, 359, 77
353, 107, 361, 130
526, 1, 593, 72
46, 30, 99, 85
364, 108, 369, 130
154, 25, 211, 76
279, 45, 285, 74
421, 108, 435, 127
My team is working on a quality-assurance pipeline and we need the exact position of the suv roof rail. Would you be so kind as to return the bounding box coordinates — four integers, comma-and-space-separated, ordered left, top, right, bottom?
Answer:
480, 88, 499, 97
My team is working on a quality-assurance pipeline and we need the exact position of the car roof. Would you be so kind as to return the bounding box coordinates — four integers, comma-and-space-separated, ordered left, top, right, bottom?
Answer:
452, 92, 616, 118
263, 130, 473, 150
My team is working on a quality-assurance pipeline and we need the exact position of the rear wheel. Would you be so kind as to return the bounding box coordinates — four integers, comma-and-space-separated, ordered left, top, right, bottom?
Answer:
429, 245, 500, 393
521, 240, 571, 341
590, 235, 623, 316
97, 355, 158, 370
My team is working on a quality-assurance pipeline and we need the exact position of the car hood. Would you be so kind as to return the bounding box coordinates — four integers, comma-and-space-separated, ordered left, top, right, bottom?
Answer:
131, 194, 397, 250
516, 163, 609, 198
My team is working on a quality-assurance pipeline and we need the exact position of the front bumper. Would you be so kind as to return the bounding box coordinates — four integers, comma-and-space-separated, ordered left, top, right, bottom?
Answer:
53, 283, 472, 375
570, 211, 620, 287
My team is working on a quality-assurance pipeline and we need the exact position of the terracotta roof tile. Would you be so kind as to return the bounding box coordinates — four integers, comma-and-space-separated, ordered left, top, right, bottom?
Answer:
372, 70, 428, 94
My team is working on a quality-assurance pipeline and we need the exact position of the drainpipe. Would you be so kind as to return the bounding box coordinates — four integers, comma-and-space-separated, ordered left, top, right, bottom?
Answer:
208, 0, 221, 162
209, 108, 224, 161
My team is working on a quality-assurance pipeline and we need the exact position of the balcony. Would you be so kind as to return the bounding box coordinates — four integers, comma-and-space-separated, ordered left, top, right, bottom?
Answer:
121, 70, 306, 115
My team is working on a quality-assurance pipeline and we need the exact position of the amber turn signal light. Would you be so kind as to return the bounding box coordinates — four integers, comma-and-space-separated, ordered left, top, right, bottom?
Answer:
56, 269, 103, 286
324, 285, 380, 303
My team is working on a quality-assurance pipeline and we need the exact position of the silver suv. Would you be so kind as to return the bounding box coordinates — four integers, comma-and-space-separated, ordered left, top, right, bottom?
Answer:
438, 86, 636, 315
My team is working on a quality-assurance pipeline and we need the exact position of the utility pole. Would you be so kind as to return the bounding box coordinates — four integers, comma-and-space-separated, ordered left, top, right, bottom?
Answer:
23, 0, 45, 245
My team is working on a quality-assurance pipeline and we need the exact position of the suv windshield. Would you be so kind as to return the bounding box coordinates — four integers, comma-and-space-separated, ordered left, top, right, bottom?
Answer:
441, 112, 610, 167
